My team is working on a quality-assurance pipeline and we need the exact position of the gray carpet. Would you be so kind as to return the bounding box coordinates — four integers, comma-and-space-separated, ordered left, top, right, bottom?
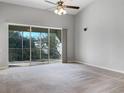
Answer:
0, 63, 124, 93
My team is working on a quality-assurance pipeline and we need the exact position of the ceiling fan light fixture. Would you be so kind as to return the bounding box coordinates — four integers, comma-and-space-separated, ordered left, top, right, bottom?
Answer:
45, 0, 80, 15
54, 7, 67, 15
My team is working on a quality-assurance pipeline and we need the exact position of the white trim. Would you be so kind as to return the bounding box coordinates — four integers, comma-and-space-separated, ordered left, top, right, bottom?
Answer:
67, 60, 76, 63
29, 26, 32, 65
8, 23, 62, 30
0, 66, 8, 70
76, 61, 124, 74
61, 29, 63, 63
48, 28, 50, 64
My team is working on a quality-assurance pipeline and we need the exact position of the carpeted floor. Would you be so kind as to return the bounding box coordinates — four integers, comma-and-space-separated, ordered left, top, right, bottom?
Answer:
0, 63, 124, 93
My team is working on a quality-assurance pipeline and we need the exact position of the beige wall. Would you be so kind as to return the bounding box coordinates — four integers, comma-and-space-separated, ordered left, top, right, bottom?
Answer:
75, 0, 124, 71
0, 22, 8, 69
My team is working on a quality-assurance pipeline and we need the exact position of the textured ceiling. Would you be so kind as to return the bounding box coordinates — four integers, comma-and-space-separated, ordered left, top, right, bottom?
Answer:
0, 0, 95, 15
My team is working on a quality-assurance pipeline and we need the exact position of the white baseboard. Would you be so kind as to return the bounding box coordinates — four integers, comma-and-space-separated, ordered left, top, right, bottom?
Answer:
76, 61, 124, 74
67, 60, 76, 63
0, 66, 8, 70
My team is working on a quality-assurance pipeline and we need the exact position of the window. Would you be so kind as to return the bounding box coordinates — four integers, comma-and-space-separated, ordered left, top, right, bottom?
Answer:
9, 24, 62, 65
9, 25, 30, 62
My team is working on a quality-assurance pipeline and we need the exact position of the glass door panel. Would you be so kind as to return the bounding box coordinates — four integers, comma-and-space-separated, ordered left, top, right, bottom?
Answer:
22, 31, 30, 61
40, 30, 49, 63
31, 27, 48, 64
31, 31, 40, 61
9, 31, 23, 62
9, 25, 30, 65
50, 29, 62, 63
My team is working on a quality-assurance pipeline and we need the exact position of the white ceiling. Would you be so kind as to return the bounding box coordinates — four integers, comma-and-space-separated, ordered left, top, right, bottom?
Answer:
0, 0, 95, 15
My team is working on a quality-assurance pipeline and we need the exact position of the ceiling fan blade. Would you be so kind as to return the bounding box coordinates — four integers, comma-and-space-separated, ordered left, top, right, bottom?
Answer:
64, 5, 80, 9
45, 0, 56, 5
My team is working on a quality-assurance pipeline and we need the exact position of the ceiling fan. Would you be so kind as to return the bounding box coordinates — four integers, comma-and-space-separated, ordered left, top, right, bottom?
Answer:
45, 0, 80, 15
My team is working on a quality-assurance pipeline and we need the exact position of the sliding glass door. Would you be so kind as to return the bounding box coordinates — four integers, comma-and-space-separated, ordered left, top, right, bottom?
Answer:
9, 25, 30, 64
22, 30, 30, 61
9, 31, 23, 62
50, 29, 62, 63
31, 27, 49, 64
9, 25, 62, 65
